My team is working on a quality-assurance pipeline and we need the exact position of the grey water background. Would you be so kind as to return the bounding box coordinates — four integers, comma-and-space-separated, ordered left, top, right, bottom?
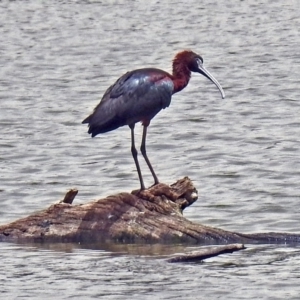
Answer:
0, 0, 300, 299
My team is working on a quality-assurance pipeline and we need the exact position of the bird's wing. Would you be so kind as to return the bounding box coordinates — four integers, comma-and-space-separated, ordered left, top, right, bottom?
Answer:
83, 68, 174, 135
101, 71, 133, 101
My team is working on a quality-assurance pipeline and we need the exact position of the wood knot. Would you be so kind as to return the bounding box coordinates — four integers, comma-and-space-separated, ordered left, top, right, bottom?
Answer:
130, 178, 198, 211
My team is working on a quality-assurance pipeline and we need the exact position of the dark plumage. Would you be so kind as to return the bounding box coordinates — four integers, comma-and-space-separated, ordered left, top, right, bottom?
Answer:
83, 50, 225, 190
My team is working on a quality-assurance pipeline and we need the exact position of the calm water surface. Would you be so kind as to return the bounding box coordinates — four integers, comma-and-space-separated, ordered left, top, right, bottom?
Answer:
0, 0, 300, 299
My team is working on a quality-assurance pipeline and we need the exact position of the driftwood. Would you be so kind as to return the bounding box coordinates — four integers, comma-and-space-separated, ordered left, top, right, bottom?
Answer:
1, 177, 300, 261
167, 244, 245, 263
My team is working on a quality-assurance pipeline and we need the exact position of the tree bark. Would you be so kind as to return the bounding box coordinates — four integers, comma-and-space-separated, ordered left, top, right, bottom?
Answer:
1, 177, 300, 246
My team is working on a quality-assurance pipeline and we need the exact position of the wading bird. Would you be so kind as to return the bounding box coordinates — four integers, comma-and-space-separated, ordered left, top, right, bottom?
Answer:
82, 50, 225, 190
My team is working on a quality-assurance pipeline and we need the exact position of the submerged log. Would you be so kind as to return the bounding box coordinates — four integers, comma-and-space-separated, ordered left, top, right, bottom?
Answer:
167, 244, 246, 263
1, 177, 300, 246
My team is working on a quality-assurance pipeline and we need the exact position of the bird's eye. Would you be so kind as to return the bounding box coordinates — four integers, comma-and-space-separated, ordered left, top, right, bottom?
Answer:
196, 57, 203, 65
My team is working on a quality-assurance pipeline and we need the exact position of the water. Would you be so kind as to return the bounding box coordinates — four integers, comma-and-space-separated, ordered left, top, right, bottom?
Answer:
0, 0, 300, 299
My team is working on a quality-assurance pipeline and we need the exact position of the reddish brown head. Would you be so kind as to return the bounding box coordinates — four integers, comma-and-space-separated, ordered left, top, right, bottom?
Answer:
172, 50, 225, 98
173, 50, 203, 75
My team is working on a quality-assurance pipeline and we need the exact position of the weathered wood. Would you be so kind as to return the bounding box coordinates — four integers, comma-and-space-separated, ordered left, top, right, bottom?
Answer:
167, 244, 246, 263
60, 189, 78, 204
1, 177, 300, 246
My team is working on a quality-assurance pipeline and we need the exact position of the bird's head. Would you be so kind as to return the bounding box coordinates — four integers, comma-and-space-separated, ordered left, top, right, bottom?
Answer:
174, 50, 225, 99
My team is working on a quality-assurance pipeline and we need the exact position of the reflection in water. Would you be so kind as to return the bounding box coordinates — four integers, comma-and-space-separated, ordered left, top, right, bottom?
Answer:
17, 241, 190, 256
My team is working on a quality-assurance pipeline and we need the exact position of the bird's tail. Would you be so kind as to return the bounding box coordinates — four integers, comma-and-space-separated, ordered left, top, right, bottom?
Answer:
82, 114, 123, 137
82, 115, 91, 124
82, 117, 89, 124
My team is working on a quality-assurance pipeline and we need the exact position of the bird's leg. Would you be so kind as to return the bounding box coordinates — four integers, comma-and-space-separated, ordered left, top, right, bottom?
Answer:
130, 124, 146, 190
141, 124, 159, 185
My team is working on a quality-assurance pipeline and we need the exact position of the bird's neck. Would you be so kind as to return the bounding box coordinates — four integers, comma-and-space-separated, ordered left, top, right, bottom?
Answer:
172, 60, 191, 93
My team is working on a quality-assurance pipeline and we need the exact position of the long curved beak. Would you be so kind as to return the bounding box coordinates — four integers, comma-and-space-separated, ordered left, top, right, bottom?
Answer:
197, 60, 225, 99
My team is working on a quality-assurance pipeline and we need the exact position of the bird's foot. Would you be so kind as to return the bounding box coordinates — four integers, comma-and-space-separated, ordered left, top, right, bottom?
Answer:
132, 188, 156, 201
150, 181, 159, 188
131, 182, 180, 202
